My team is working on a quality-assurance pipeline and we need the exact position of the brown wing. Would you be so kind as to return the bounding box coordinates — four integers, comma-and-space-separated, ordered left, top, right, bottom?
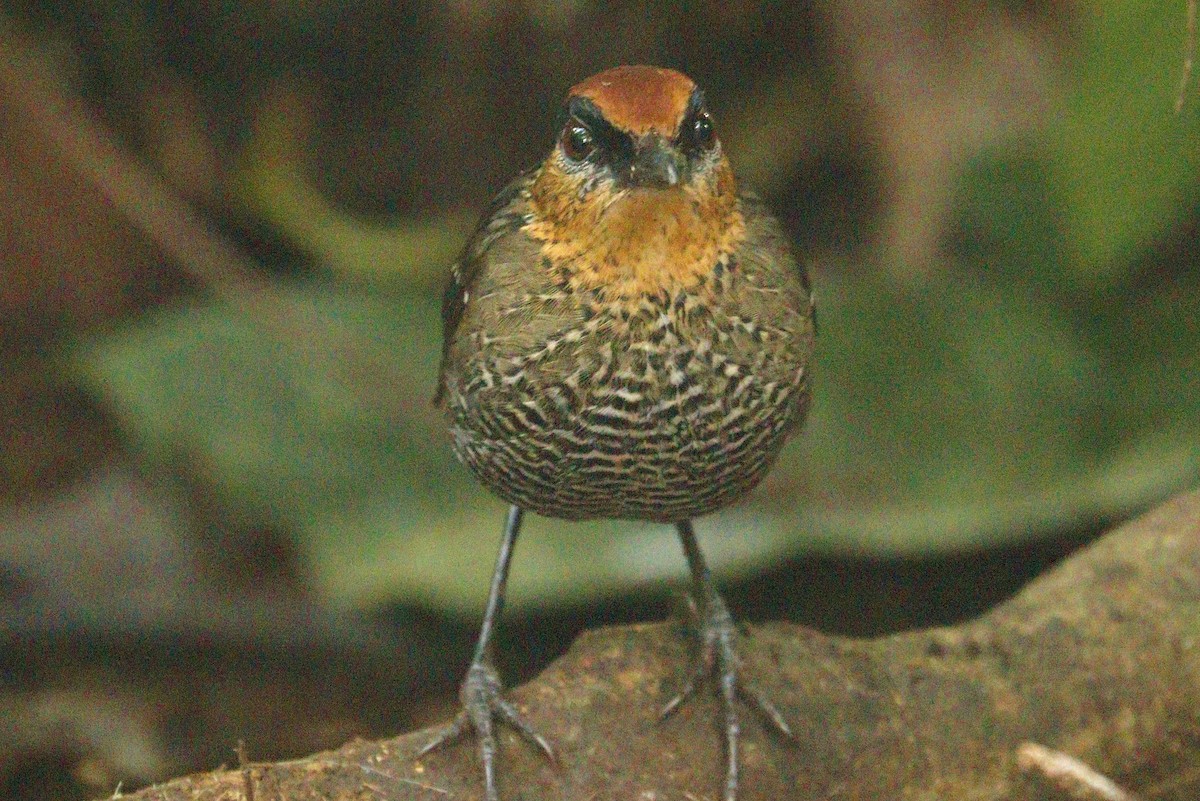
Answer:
434, 169, 537, 405
738, 191, 817, 335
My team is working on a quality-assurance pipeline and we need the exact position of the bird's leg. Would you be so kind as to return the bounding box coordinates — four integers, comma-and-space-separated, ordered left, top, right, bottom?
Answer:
417, 505, 553, 801
663, 520, 794, 801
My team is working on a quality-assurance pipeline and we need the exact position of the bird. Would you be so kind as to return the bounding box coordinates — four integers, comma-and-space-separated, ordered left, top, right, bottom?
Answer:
423, 64, 817, 801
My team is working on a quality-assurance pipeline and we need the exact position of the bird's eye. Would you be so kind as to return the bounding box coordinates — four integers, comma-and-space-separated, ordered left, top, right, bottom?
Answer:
692, 112, 716, 150
560, 123, 596, 161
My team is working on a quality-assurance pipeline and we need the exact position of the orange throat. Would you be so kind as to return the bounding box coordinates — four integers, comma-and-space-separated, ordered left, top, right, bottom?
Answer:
525, 168, 743, 300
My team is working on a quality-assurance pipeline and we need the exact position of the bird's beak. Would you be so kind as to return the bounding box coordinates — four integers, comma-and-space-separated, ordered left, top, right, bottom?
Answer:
627, 137, 685, 189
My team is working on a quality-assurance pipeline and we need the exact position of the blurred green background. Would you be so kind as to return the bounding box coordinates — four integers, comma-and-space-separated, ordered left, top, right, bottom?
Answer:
0, 0, 1197, 798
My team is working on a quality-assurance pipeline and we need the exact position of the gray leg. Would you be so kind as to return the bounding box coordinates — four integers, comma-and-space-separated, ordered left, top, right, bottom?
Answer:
418, 505, 553, 801
664, 520, 794, 801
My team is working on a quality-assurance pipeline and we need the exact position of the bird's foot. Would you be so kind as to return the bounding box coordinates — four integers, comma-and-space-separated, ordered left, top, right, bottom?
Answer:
417, 659, 554, 801
661, 588, 793, 801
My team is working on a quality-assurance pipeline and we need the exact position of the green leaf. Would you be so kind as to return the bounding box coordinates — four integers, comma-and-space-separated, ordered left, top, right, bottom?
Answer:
74, 286, 456, 528
1048, 1, 1200, 284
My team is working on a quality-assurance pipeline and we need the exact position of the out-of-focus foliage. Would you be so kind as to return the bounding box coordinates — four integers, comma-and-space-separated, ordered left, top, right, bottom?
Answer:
233, 89, 475, 285
1048, 2, 1200, 282
71, 1, 1200, 613
76, 273, 1200, 613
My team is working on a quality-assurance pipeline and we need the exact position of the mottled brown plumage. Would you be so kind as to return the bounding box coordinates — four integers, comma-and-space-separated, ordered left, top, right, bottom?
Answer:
425, 66, 816, 801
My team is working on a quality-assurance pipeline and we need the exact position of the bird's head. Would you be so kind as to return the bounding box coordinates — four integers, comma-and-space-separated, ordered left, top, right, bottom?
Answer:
526, 66, 743, 300
553, 65, 722, 192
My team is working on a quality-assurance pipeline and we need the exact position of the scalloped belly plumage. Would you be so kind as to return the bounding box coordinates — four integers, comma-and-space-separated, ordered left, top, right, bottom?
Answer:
444, 308, 808, 523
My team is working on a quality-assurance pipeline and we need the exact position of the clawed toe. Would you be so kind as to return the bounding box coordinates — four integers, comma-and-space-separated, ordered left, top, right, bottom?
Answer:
663, 596, 794, 801
494, 697, 556, 761
417, 659, 553, 801
669, 521, 798, 801
416, 711, 470, 758
659, 660, 706, 721
739, 680, 794, 739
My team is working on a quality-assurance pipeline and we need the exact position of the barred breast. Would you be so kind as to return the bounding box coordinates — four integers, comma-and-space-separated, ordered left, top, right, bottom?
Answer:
438, 191, 814, 524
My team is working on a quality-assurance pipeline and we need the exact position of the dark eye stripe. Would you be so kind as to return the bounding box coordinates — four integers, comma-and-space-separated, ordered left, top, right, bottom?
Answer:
563, 97, 636, 160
